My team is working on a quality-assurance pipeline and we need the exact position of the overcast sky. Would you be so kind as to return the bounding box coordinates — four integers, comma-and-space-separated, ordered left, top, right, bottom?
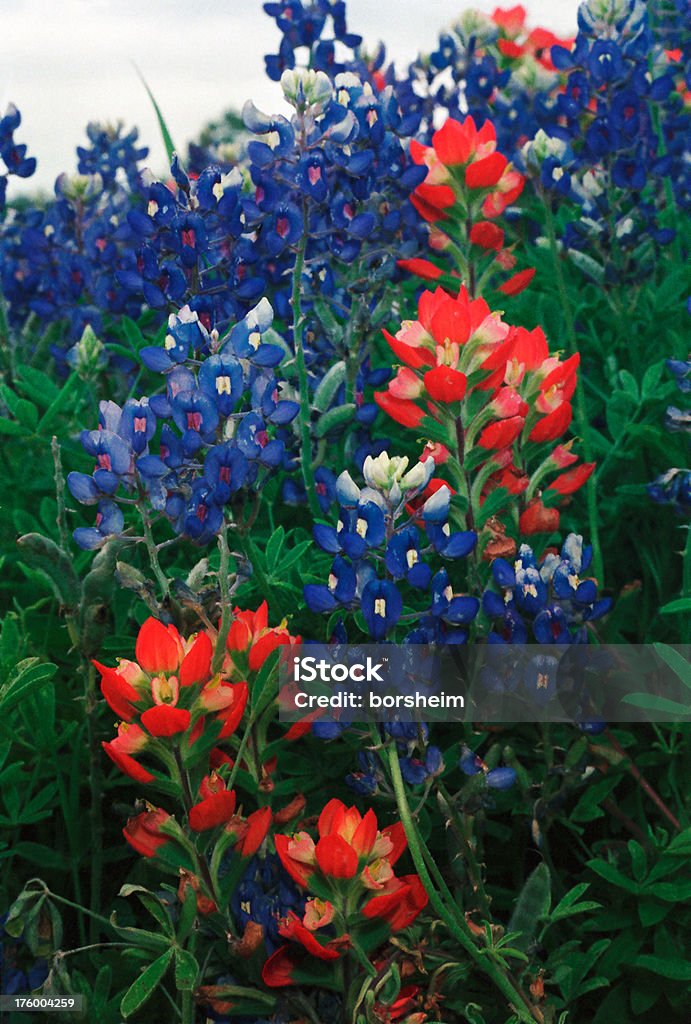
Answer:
2, 0, 580, 194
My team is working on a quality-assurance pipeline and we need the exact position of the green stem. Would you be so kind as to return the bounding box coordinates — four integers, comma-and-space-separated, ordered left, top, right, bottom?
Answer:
84, 661, 104, 942
138, 494, 170, 600
542, 197, 603, 584
212, 522, 232, 674
292, 202, 320, 519
181, 989, 194, 1024
386, 746, 542, 1024
44, 888, 114, 932
436, 781, 492, 922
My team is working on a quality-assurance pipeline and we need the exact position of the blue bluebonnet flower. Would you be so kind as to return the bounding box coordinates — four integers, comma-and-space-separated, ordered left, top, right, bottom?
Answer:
0, 105, 37, 212
262, 1, 363, 82
459, 746, 517, 790
519, 0, 682, 283
648, 354, 691, 515
76, 121, 148, 190
231, 853, 304, 954
68, 300, 298, 548
240, 65, 426, 471
483, 533, 611, 643
305, 453, 478, 641
0, 913, 48, 995
399, 744, 444, 785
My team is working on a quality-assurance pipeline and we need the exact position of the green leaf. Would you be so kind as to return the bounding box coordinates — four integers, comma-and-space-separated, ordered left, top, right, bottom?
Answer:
265, 526, 285, 572
632, 955, 691, 981
643, 879, 691, 901
174, 948, 199, 991
618, 369, 639, 401
135, 69, 176, 163
627, 840, 647, 883
476, 486, 510, 527
587, 859, 640, 893
605, 391, 636, 440
14, 398, 38, 430
176, 886, 197, 946
109, 911, 171, 953
15, 366, 60, 406
0, 659, 57, 714
120, 948, 174, 1018
0, 417, 29, 436
620, 692, 690, 718
118, 884, 175, 938
36, 372, 81, 433
641, 360, 666, 399
660, 598, 691, 615
549, 883, 601, 922
653, 643, 691, 691
120, 316, 146, 353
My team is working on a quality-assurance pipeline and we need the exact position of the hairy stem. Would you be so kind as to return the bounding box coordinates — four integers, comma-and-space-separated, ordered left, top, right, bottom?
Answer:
212, 522, 232, 674
137, 490, 170, 599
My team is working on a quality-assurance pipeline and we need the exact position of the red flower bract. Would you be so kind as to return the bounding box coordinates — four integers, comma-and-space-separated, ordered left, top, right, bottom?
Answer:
374, 391, 425, 428
315, 834, 359, 879
140, 704, 191, 737
179, 631, 213, 687
235, 806, 272, 857
94, 661, 140, 721
546, 462, 596, 496
362, 875, 429, 930
123, 807, 170, 858
519, 498, 560, 534
529, 402, 572, 442
466, 151, 508, 189
397, 257, 443, 281
135, 617, 183, 675
102, 741, 154, 784
478, 415, 525, 450
498, 267, 536, 296
424, 365, 467, 402
189, 790, 237, 832
469, 220, 505, 251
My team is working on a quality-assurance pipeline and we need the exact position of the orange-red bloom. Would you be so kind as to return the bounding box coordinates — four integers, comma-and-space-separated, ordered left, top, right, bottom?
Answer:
546, 462, 595, 496
123, 807, 171, 858
519, 498, 560, 534
140, 704, 191, 737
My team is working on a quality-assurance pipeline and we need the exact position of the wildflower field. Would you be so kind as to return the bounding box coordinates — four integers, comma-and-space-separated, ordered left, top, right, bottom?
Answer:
0, 1, 690, 1021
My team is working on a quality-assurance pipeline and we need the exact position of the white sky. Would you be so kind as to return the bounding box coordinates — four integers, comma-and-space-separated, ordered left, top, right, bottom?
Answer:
2, 0, 580, 193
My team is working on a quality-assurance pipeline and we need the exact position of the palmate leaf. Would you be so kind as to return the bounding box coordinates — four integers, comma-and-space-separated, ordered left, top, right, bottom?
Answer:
0, 658, 57, 715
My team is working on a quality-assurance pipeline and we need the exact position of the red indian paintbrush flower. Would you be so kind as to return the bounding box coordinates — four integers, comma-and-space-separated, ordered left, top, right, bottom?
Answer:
95, 616, 251, 783
264, 799, 426, 988
225, 600, 298, 672
375, 284, 595, 545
